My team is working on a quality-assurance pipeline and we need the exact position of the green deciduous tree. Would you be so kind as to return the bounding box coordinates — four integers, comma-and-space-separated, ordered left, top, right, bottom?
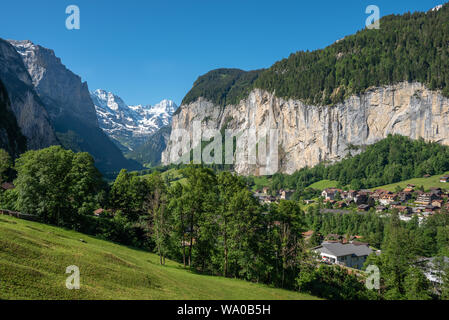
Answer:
14, 146, 103, 227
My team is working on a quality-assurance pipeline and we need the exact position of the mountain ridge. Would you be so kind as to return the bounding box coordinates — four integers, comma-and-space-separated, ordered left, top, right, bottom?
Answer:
91, 89, 177, 154
6, 40, 141, 174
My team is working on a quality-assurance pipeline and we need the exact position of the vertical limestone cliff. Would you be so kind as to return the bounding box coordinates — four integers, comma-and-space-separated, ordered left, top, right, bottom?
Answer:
162, 82, 449, 175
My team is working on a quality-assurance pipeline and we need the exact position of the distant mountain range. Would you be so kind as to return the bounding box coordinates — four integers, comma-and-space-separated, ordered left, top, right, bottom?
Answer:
90, 89, 177, 153
0, 37, 177, 172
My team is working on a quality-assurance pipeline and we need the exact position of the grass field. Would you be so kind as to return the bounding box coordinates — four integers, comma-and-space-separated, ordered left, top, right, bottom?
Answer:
372, 171, 449, 192
0, 215, 318, 300
304, 172, 449, 192
307, 180, 340, 191
252, 176, 271, 191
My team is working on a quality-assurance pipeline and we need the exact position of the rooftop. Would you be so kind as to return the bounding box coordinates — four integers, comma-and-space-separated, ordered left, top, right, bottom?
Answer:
314, 242, 373, 257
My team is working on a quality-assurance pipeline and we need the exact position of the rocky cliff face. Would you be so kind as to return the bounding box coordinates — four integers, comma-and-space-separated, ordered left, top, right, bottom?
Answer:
0, 79, 27, 157
0, 39, 58, 150
162, 82, 449, 175
8, 40, 140, 173
9, 40, 98, 128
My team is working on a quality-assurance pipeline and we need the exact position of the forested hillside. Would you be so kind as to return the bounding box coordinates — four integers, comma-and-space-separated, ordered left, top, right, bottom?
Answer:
181, 68, 262, 107
183, 4, 449, 107
270, 135, 449, 191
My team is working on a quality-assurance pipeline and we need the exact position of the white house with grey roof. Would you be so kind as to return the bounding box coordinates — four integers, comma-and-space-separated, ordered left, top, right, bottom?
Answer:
313, 242, 373, 270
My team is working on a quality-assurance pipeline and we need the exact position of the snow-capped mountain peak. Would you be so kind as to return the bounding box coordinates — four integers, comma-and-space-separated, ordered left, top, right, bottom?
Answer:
90, 89, 178, 151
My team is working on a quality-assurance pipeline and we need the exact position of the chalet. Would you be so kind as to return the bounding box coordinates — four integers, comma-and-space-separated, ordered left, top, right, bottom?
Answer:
403, 187, 414, 193
341, 190, 357, 201
279, 189, 295, 200
424, 174, 432, 178
440, 176, 449, 183
1, 182, 15, 190
415, 193, 434, 205
322, 188, 342, 200
407, 184, 416, 189
379, 193, 396, 206
432, 200, 444, 208
376, 205, 387, 213
313, 242, 373, 270
371, 189, 389, 201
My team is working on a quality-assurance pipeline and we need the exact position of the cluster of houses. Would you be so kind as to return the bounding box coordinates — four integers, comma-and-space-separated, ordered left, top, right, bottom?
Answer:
253, 187, 295, 204
304, 230, 449, 289
321, 182, 449, 221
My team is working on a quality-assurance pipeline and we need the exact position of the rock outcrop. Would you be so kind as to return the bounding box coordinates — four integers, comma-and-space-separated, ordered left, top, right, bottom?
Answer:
0, 38, 58, 150
0, 79, 27, 157
8, 40, 140, 173
162, 82, 449, 175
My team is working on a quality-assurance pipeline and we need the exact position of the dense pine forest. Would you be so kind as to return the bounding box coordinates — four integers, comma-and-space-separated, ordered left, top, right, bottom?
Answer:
183, 4, 449, 107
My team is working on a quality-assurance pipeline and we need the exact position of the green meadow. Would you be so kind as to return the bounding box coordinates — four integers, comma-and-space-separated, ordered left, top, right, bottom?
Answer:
372, 171, 449, 192
0, 215, 318, 300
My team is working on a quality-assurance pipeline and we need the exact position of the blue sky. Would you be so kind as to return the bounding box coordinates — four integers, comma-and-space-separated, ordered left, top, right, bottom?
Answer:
0, 0, 443, 106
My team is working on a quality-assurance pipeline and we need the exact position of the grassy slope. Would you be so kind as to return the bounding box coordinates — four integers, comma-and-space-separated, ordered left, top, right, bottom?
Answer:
371, 171, 449, 192
0, 215, 318, 300
307, 180, 339, 191
303, 171, 449, 192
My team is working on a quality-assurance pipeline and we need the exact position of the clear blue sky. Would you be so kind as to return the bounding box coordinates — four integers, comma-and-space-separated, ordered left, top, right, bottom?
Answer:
0, 0, 443, 106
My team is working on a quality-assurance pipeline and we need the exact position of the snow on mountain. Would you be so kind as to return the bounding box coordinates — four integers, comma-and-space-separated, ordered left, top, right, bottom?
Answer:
430, 4, 443, 12
91, 89, 178, 152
